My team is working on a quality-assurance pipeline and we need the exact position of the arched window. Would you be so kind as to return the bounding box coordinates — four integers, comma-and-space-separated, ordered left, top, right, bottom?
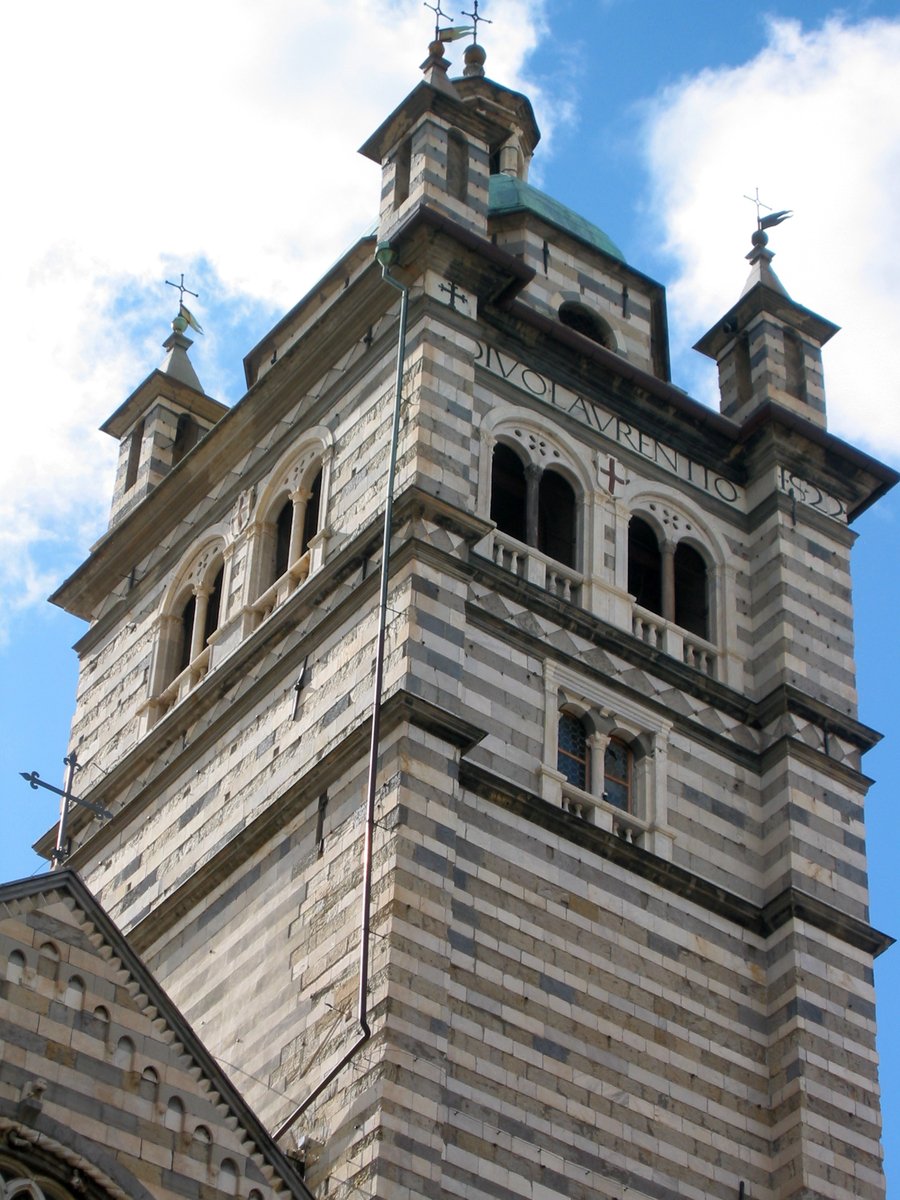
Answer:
394, 138, 411, 208
538, 470, 576, 567
734, 334, 752, 405
603, 738, 632, 811
490, 441, 580, 580
559, 302, 615, 350
37, 942, 60, 981
190, 1125, 213, 1164
674, 543, 709, 639
490, 443, 527, 543
218, 1159, 239, 1196
63, 976, 85, 1010
784, 330, 806, 400
6, 950, 25, 984
172, 557, 224, 681
256, 467, 324, 604
447, 129, 468, 202
627, 513, 716, 668
139, 1065, 160, 1103
302, 468, 323, 553
177, 593, 196, 676
124, 418, 144, 491
627, 517, 662, 615
172, 413, 201, 466
274, 499, 293, 581
557, 712, 590, 791
204, 564, 224, 642
165, 1096, 185, 1133
114, 1036, 135, 1070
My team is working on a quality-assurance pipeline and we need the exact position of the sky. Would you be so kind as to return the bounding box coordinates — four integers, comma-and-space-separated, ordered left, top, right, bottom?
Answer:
1, 0, 898, 1188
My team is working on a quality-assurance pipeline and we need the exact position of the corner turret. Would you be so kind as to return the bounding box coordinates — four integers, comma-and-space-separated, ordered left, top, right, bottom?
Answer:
360, 34, 538, 245
694, 226, 837, 429
102, 305, 227, 526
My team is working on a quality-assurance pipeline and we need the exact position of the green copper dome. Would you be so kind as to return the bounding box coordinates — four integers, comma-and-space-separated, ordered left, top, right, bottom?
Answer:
489, 174, 624, 262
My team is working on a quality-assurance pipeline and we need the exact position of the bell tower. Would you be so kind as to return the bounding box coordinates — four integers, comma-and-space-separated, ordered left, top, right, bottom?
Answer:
39, 24, 895, 1200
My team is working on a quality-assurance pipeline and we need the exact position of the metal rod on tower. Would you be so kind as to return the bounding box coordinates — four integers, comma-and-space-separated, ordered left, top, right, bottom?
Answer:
52, 752, 79, 869
20, 751, 113, 869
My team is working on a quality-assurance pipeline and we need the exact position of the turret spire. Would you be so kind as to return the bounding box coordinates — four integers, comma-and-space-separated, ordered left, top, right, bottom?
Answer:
160, 275, 205, 393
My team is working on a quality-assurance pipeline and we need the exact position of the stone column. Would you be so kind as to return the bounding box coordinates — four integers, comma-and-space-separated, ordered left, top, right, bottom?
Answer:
525, 463, 542, 548
190, 586, 211, 662
289, 487, 310, 565
661, 539, 676, 623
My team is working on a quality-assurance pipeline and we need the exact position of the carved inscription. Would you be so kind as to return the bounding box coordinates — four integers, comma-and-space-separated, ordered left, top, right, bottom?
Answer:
476, 341, 743, 507
777, 466, 848, 523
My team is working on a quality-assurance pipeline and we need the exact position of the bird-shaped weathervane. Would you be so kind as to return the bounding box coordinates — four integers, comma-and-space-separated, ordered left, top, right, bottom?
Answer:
744, 188, 793, 246
424, 0, 474, 44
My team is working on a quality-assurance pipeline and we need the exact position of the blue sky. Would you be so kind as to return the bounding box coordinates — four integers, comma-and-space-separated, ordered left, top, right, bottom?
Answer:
2, 0, 898, 1189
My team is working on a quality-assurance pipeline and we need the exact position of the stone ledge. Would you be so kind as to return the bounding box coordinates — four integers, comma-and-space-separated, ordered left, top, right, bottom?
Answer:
459, 759, 893, 957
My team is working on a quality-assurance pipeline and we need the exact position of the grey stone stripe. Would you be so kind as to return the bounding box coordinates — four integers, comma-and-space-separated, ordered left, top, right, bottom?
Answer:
459, 759, 891, 956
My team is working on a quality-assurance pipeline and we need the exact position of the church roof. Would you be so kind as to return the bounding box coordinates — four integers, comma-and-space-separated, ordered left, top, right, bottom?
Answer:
488, 174, 625, 262
0, 869, 316, 1200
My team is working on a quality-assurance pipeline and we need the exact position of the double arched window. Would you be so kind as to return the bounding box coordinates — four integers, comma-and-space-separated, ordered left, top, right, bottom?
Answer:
252, 464, 324, 621
627, 515, 710, 641
149, 543, 226, 721
490, 443, 578, 569
557, 711, 634, 812
174, 561, 224, 677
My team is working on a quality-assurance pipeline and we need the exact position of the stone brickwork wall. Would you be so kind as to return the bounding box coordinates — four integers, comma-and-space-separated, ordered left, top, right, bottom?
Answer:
0, 881, 310, 1200
45, 58, 892, 1200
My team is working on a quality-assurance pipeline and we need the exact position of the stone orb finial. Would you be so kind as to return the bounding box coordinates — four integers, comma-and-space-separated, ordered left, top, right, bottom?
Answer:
464, 43, 487, 77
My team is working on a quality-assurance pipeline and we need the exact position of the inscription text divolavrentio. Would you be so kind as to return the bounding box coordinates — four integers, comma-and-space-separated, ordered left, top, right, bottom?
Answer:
475, 340, 743, 506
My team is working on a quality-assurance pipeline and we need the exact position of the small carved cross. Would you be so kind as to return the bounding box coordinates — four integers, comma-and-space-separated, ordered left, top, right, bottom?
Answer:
599, 454, 627, 494
439, 280, 468, 311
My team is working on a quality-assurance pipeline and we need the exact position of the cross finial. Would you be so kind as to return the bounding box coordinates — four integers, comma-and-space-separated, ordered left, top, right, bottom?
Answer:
424, 0, 452, 41
744, 187, 793, 237
461, 0, 491, 42
165, 272, 199, 307
424, 0, 473, 44
165, 273, 204, 335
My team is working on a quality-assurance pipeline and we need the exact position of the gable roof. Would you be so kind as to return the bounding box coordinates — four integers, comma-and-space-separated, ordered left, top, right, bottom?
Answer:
0, 869, 315, 1200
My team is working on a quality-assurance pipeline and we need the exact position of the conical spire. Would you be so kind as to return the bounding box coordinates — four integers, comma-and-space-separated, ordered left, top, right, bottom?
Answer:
160, 311, 204, 394
420, 38, 458, 95
740, 227, 789, 298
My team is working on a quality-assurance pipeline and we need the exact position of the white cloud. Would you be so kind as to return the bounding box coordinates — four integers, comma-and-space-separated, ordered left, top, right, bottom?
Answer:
0, 0, 547, 633
640, 17, 900, 460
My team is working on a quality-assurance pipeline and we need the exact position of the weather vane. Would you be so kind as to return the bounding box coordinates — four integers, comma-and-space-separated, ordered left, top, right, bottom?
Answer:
20, 750, 112, 870
424, 0, 473, 43
744, 187, 793, 234
166, 272, 204, 335
461, 1, 491, 42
